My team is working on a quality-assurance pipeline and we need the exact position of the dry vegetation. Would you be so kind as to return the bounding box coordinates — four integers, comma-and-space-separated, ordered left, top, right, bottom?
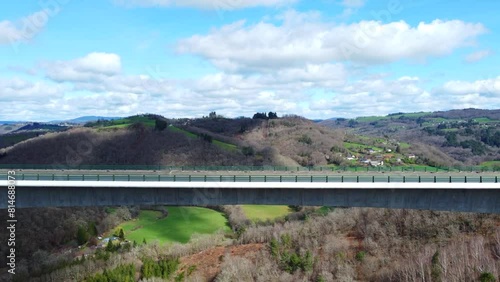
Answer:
7, 206, 499, 282
185, 115, 347, 167
0, 125, 260, 166
222, 208, 500, 282
234, 116, 346, 166
0, 206, 136, 277
1, 116, 349, 168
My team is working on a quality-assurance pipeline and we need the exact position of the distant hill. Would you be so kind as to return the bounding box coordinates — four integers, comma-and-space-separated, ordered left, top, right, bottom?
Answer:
0, 114, 346, 167
0, 122, 70, 149
16, 123, 68, 132
0, 123, 25, 135
0, 121, 26, 125
83, 114, 169, 129
50, 116, 123, 124
180, 116, 346, 166
2, 110, 499, 168
314, 117, 343, 123
320, 108, 500, 165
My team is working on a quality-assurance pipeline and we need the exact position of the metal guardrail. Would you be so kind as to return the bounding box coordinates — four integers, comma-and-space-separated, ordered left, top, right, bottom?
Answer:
0, 164, 499, 172
2, 173, 498, 183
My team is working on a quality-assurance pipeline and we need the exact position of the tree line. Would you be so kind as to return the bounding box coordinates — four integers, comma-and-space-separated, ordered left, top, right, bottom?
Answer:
253, 112, 279, 120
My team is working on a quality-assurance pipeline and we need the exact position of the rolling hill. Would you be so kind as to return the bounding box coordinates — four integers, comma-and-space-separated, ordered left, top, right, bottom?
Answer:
49, 116, 123, 124
1, 110, 499, 169
321, 108, 500, 166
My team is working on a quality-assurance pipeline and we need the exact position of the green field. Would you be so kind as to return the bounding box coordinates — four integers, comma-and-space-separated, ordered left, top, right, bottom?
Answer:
393, 112, 431, 118
357, 135, 386, 143
115, 116, 156, 126
355, 116, 386, 122
95, 115, 156, 130
355, 112, 431, 123
480, 161, 500, 167
170, 126, 238, 151
399, 142, 411, 149
213, 139, 238, 151
241, 205, 292, 222
473, 117, 500, 123
116, 207, 230, 244
169, 126, 198, 138
344, 142, 383, 151
99, 124, 132, 129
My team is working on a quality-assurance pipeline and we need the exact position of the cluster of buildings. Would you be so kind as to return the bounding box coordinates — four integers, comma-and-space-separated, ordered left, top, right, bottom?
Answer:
343, 147, 416, 167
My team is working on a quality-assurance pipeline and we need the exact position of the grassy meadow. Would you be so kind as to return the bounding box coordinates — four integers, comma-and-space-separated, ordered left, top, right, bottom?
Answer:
241, 205, 292, 222
116, 207, 230, 244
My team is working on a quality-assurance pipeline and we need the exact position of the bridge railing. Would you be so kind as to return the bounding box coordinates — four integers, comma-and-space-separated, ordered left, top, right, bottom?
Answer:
2, 173, 498, 183
0, 164, 499, 172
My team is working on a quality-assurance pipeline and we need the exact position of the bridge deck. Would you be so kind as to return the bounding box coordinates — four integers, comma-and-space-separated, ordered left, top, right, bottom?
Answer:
1, 172, 499, 212
1, 172, 499, 183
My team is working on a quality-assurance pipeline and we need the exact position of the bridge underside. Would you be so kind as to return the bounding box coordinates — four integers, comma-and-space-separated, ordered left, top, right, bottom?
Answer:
3, 186, 500, 213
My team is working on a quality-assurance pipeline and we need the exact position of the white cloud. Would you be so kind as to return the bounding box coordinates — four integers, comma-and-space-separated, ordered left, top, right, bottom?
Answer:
75, 52, 122, 75
0, 78, 67, 120
4, 73, 500, 121
177, 11, 487, 72
340, 76, 423, 97
114, 0, 297, 10
308, 76, 438, 118
31, 50, 500, 119
185, 65, 345, 115
71, 74, 177, 96
0, 10, 50, 45
43, 52, 122, 82
6, 46, 500, 121
307, 75, 500, 119
0, 78, 65, 102
440, 77, 500, 96
464, 49, 493, 63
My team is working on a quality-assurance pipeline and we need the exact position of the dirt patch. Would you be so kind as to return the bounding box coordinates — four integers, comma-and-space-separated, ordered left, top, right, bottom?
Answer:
345, 235, 363, 251
178, 243, 264, 281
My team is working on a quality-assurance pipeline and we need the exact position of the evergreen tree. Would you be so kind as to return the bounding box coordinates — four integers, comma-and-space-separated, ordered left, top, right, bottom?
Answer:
106, 240, 114, 252
76, 226, 89, 245
268, 111, 278, 119
154, 118, 168, 131
88, 222, 98, 237
252, 112, 268, 119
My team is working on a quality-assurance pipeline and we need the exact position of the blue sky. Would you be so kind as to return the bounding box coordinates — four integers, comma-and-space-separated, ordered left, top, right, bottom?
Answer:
0, 0, 499, 121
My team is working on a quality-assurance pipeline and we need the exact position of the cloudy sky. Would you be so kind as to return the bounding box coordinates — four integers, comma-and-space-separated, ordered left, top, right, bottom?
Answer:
1, 0, 499, 121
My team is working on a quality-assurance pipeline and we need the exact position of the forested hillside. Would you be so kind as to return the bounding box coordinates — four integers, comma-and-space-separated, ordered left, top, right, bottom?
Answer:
3, 206, 498, 281
321, 108, 500, 166
0, 114, 345, 168
2, 111, 499, 169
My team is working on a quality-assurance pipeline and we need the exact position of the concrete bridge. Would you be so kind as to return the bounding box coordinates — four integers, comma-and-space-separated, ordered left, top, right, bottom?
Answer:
1, 172, 499, 213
